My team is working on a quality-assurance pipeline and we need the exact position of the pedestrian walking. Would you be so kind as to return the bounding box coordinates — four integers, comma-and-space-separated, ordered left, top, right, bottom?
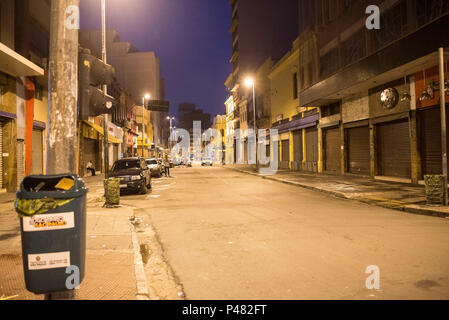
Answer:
86, 161, 96, 176
164, 157, 170, 177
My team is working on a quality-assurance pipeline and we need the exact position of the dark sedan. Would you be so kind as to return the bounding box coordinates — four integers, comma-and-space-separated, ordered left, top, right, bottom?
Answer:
109, 158, 152, 194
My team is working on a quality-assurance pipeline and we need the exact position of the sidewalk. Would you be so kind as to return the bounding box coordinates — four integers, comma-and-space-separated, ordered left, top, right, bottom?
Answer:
227, 165, 449, 219
0, 175, 146, 300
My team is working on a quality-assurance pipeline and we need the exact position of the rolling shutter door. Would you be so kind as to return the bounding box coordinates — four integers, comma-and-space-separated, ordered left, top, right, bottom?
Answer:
0, 121, 3, 188
293, 130, 302, 170
324, 127, 340, 172
84, 139, 99, 171
281, 139, 289, 169
305, 127, 318, 172
377, 119, 411, 178
347, 126, 370, 175
419, 107, 449, 175
30, 128, 43, 175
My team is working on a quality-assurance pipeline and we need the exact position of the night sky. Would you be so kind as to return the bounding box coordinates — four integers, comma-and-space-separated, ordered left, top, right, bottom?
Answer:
80, 0, 232, 122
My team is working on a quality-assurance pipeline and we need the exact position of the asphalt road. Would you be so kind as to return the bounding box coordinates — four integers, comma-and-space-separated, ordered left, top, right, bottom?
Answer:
121, 166, 449, 300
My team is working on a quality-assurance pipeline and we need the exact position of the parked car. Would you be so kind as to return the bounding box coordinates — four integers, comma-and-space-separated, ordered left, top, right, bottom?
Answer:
146, 158, 162, 177
201, 159, 213, 166
110, 157, 151, 194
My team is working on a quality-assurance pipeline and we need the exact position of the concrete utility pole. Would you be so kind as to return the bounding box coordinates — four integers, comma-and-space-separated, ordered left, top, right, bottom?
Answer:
439, 47, 448, 205
101, 0, 110, 178
46, 0, 79, 300
47, 0, 79, 175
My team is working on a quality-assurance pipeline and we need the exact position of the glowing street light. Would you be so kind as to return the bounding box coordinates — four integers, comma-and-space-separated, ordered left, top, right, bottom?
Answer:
244, 77, 258, 170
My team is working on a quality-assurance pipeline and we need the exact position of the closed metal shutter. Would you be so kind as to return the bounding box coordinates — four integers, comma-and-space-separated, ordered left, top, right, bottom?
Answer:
84, 138, 99, 171
377, 119, 411, 178
293, 130, 302, 170
113, 144, 119, 163
324, 127, 340, 172
281, 139, 289, 169
419, 107, 449, 175
31, 128, 43, 175
0, 121, 3, 188
305, 127, 318, 172
347, 126, 370, 175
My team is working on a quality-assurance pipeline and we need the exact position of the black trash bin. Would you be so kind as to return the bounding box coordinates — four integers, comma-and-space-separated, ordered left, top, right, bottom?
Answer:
15, 174, 88, 294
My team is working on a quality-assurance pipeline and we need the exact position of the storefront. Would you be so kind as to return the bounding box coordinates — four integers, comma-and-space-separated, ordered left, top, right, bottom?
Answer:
292, 130, 302, 170
345, 123, 370, 176
323, 126, 340, 173
377, 118, 411, 178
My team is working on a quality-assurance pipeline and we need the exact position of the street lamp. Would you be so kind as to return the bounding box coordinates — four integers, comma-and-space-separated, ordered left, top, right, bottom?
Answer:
167, 116, 175, 150
245, 77, 258, 170
142, 94, 151, 158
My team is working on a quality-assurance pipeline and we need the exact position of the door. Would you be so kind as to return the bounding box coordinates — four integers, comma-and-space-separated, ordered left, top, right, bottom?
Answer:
0, 121, 3, 188
31, 128, 43, 175
84, 138, 100, 171
293, 130, 302, 170
305, 127, 318, 172
281, 139, 290, 169
347, 126, 370, 175
377, 118, 411, 178
419, 106, 449, 175
324, 127, 340, 173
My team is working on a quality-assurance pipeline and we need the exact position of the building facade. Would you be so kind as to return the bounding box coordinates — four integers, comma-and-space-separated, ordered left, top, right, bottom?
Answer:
0, 0, 49, 192
297, 0, 449, 183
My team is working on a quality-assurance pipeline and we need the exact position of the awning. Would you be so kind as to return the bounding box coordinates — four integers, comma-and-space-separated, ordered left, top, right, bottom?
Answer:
272, 113, 319, 133
83, 121, 122, 144
0, 42, 44, 77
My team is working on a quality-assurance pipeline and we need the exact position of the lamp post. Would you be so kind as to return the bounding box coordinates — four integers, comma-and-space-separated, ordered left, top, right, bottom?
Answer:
142, 94, 151, 158
167, 116, 175, 150
245, 77, 258, 171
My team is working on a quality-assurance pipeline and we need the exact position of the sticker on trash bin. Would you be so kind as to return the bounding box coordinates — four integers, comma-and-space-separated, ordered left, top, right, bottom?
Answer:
22, 212, 75, 232
28, 251, 70, 270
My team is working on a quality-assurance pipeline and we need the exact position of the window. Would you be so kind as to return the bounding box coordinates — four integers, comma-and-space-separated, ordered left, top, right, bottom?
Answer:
321, 102, 340, 117
292, 72, 298, 99
0, 86, 3, 105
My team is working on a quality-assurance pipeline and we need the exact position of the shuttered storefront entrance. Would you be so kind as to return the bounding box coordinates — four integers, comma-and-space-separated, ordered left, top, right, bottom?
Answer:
30, 128, 43, 175
324, 127, 340, 173
281, 139, 289, 169
419, 106, 449, 175
305, 127, 318, 172
292, 130, 302, 170
0, 121, 3, 189
84, 138, 100, 172
377, 118, 411, 178
347, 126, 370, 175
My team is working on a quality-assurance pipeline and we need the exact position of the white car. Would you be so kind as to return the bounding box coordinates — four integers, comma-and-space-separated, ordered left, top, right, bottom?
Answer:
146, 158, 162, 177
201, 159, 213, 166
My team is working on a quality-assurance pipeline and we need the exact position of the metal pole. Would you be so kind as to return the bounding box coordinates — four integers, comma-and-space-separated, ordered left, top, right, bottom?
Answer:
101, 0, 109, 178
46, 0, 79, 300
252, 83, 258, 171
439, 47, 448, 205
142, 97, 145, 158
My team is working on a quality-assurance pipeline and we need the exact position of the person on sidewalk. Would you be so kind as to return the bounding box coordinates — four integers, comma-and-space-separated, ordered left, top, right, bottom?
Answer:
86, 161, 96, 176
164, 157, 170, 177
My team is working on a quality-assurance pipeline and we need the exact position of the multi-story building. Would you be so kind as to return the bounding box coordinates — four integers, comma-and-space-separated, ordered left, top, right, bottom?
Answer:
225, 0, 299, 164
212, 115, 227, 163
0, 0, 49, 192
297, 0, 449, 183
79, 29, 168, 151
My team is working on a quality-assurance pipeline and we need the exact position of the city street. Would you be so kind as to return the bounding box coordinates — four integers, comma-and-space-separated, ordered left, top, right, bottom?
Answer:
120, 166, 449, 300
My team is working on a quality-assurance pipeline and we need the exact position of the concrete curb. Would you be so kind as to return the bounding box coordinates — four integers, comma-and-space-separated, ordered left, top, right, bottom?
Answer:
229, 168, 449, 219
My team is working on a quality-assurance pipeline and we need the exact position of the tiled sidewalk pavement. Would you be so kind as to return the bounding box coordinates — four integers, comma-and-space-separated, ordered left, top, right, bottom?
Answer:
228, 165, 449, 218
0, 177, 142, 300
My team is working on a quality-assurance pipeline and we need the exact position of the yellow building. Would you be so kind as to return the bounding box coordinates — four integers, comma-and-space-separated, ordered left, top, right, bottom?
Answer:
136, 106, 154, 158
212, 114, 226, 163
269, 37, 319, 171
224, 95, 236, 164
